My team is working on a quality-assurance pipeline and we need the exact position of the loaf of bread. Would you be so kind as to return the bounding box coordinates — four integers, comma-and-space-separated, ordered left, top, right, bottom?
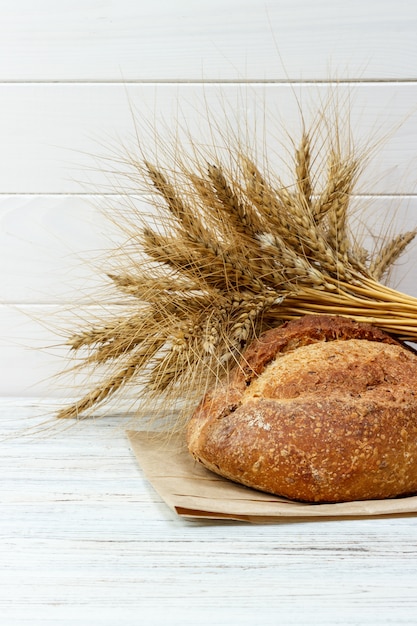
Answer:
186, 315, 417, 503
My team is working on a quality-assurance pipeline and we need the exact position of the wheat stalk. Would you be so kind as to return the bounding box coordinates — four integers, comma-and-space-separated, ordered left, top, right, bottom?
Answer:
58, 108, 417, 427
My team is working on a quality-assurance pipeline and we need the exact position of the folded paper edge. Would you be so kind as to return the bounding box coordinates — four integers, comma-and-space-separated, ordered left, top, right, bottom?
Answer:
127, 430, 417, 522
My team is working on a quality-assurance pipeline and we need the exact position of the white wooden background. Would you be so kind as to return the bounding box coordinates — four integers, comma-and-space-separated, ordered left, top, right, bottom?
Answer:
1, 1, 417, 624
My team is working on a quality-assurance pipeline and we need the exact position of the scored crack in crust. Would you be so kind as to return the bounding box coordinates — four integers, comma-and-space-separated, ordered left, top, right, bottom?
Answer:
186, 315, 417, 503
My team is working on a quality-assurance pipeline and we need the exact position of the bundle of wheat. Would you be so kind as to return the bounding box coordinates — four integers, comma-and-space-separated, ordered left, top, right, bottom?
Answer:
58, 109, 417, 427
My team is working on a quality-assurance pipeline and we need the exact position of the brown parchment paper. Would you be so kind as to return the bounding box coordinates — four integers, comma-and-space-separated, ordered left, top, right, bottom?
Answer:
127, 430, 417, 522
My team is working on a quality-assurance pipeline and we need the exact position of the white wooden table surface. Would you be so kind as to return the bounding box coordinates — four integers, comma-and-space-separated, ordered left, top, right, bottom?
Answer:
1, 398, 416, 626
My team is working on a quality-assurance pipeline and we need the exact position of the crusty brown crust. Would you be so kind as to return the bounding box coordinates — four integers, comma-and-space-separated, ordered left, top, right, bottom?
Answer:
186, 315, 417, 503
237, 314, 401, 385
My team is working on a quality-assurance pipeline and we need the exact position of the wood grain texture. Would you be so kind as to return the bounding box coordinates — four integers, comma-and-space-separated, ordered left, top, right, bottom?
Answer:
1, 399, 417, 626
0, 0, 416, 81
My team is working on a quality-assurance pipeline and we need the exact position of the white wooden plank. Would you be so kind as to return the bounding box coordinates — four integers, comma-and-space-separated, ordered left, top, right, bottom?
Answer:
0, 304, 137, 399
0, 194, 118, 303
0, 83, 417, 194
0, 304, 75, 397
1, 399, 417, 625
1, 194, 417, 305
0, 0, 416, 81
0, 302, 156, 402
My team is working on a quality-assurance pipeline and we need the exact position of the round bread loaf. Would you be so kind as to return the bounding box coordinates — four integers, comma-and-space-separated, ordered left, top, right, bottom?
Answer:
186, 315, 417, 503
